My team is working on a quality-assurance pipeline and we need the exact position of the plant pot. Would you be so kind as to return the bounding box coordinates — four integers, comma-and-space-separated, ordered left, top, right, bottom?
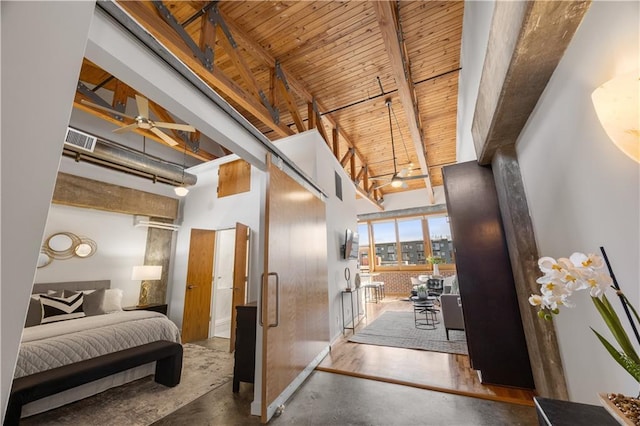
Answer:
599, 392, 640, 425
432, 264, 440, 276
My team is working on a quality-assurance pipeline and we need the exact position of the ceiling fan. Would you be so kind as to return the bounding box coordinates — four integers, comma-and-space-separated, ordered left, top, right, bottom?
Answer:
81, 94, 196, 146
371, 99, 429, 190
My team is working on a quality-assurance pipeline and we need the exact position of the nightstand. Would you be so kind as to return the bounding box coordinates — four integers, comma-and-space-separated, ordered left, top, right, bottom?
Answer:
123, 303, 168, 315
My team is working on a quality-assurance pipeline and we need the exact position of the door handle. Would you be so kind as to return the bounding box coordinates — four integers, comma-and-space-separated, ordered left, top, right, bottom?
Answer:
259, 272, 280, 327
187, 285, 198, 290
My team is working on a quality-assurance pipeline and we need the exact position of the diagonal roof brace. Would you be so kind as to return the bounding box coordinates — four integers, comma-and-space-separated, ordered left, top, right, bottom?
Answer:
77, 81, 125, 121
153, 0, 213, 70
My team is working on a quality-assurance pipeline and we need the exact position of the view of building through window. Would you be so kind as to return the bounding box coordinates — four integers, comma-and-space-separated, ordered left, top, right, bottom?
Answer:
358, 214, 454, 268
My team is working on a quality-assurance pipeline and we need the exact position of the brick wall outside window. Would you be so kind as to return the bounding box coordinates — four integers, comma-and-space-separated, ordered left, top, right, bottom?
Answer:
362, 270, 456, 296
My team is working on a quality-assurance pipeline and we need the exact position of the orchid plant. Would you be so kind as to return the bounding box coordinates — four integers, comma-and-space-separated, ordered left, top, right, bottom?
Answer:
529, 252, 640, 384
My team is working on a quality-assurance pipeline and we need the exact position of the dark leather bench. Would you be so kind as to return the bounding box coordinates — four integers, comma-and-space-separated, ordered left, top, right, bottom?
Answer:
4, 340, 183, 425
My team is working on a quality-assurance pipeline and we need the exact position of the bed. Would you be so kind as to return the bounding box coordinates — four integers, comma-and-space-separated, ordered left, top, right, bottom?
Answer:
16, 280, 181, 418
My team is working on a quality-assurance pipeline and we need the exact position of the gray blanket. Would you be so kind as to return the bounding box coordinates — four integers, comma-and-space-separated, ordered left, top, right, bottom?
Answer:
15, 310, 180, 378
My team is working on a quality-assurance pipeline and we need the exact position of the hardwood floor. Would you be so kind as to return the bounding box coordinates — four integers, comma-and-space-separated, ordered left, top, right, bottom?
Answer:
317, 296, 536, 406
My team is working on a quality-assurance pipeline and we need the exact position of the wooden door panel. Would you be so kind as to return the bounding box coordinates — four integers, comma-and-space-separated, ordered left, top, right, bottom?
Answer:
261, 158, 329, 422
230, 222, 249, 352
182, 229, 216, 343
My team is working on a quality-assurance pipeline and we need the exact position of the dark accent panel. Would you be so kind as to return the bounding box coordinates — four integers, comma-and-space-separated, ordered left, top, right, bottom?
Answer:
442, 161, 534, 389
233, 302, 257, 392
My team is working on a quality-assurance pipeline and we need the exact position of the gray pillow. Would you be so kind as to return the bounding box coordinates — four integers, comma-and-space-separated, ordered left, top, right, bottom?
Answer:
82, 289, 106, 316
25, 291, 63, 328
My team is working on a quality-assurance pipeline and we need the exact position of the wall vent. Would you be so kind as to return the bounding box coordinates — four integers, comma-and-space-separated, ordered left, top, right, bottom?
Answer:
65, 127, 97, 152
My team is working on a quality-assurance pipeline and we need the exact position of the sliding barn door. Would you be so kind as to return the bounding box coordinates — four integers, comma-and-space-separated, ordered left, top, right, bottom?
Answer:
261, 157, 329, 422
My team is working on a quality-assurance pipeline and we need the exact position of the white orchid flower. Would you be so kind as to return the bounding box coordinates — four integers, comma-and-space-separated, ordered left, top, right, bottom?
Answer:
538, 257, 565, 274
570, 252, 605, 270
529, 294, 543, 307
587, 271, 613, 297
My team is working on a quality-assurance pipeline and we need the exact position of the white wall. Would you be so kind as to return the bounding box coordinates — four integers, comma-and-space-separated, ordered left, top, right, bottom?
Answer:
456, 0, 494, 163
516, 1, 640, 403
35, 205, 149, 307
0, 2, 95, 421
355, 186, 447, 216
274, 131, 358, 342
168, 156, 264, 330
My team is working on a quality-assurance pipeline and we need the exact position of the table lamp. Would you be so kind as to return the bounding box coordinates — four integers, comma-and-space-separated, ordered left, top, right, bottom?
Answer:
132, 265, 162, 306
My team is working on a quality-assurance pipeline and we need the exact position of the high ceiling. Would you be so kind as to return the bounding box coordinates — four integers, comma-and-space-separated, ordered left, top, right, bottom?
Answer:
76, 1, 464, 205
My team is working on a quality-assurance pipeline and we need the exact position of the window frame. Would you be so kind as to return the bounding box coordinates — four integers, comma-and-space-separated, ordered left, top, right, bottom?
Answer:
359, 212, 455, 272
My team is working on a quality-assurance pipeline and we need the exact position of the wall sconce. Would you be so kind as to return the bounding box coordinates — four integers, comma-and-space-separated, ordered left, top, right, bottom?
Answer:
591, 70, 639, 162
132, 265, 162, 306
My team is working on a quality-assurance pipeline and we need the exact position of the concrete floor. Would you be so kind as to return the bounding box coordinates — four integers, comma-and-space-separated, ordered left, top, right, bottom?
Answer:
154, 370, 538, 425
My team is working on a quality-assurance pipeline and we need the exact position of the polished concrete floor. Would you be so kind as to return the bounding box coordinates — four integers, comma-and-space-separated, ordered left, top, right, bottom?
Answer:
154, 369, 538, 425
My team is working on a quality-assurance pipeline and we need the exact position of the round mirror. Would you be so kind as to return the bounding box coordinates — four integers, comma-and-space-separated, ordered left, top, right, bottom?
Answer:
45, 232, 80, 259
37, 251, 52, 268
48, 233, 74, 251
74, 239, 96, 258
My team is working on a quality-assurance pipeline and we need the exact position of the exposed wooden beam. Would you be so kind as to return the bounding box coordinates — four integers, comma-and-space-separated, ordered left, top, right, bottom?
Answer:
355, 166, 367, 184
350, 153, 356, 181
216, 7, 377, 193
307, 102, 316, 131
111, 79, 129, 112
472, 1, 591, 165
373, 1, 435, 204
52, 172, 179, 220
340, 148, 354, 168
118, 2, 292, 138
198, 6, 216, 62
332, 127, 339, 157
275, 65, 305, 133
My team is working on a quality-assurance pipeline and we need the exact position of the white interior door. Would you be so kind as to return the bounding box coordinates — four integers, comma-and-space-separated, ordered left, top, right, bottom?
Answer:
209, 228, 236, 339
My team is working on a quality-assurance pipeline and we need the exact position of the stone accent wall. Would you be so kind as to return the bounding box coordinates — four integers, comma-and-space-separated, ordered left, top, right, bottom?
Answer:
365, 270, 456, 296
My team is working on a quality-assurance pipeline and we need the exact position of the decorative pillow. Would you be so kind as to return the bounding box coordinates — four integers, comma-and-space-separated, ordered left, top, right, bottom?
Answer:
81, 289, 106, 316
25, 291, 63, 328
40, 293, 85, 324
102, 289, 123, 313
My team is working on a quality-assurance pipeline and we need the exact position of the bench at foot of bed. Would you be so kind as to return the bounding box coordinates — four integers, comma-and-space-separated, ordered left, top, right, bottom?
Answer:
5, 340, 183, 426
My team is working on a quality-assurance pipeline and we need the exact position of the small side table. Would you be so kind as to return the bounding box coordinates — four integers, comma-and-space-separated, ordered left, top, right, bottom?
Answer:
123, 303, 168, 315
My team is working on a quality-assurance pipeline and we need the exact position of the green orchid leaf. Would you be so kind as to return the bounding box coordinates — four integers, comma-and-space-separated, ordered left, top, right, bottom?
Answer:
620, 293, 640, 326
591, 327, 640, 383
592, 296, 640, 363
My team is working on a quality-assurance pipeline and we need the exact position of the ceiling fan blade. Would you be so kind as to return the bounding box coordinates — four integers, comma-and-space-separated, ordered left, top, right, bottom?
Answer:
397, 174, 430, 181
80, 100, 134, 120
150, 126, 179, 146
154, 122, 196, 132
112, 122, 139, 134
372, 181, 392, 190
135, 94, 149, 118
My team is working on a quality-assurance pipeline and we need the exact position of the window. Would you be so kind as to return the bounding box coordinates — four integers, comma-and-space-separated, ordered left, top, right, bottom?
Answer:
362, 213, 455, 270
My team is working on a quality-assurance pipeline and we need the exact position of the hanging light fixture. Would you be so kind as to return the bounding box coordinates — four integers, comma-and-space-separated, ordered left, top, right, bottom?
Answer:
174, 142, 189, 196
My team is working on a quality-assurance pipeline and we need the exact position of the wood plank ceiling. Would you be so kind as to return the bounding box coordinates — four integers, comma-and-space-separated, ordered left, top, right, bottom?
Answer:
79, 1, 463, 205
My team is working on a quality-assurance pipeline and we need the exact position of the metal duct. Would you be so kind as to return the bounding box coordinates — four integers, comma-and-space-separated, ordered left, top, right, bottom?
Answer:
63, 133, 198, 186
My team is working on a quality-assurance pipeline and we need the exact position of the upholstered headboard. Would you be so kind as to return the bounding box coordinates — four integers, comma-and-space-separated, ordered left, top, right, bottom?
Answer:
32, 280, 111, 294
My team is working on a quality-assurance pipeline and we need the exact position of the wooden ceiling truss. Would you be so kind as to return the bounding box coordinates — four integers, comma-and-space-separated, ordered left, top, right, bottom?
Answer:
74, 67, 216, 161
105, 1, 463, 207
119, 1, 385, 209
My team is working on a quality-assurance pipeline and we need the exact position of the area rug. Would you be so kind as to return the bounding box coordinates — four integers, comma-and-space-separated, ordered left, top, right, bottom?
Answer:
348, 311, 468, 355
21, 343, 234, 426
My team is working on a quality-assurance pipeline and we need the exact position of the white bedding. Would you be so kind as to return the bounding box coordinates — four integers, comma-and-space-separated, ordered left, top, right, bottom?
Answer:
16, 310, 181, 378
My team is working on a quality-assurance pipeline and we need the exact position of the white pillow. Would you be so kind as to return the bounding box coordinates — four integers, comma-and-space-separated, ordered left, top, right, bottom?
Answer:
102, 288, 123, 313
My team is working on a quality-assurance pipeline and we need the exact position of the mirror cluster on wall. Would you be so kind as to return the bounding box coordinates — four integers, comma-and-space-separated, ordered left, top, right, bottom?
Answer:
37, 232, 97, 268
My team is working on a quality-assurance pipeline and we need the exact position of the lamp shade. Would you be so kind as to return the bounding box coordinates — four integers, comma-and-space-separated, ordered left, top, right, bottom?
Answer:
131, 265, 162, 281
592, 70, 639, 162
174, 186, 189, 196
